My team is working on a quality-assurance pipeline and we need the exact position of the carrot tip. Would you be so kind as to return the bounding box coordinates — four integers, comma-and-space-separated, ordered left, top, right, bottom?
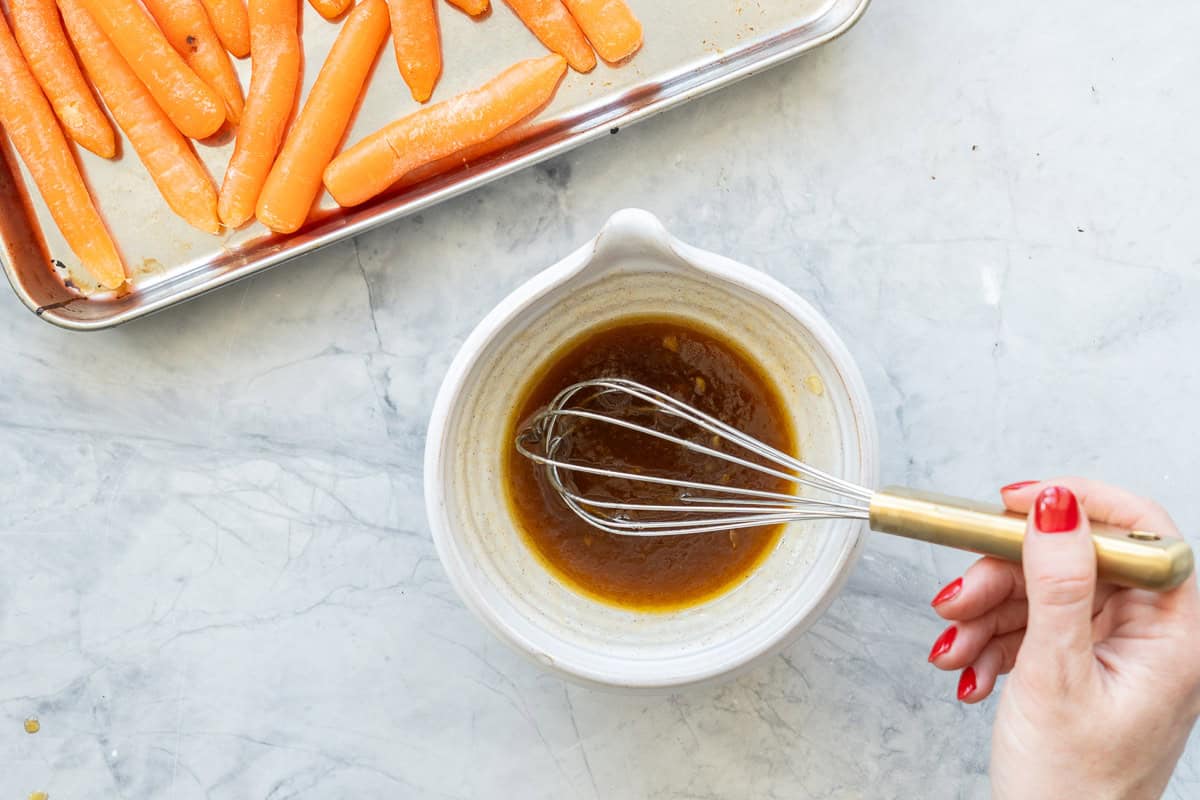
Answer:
599, 40, 642, 65
88, 141, 119, 160
191, 213, 223, 235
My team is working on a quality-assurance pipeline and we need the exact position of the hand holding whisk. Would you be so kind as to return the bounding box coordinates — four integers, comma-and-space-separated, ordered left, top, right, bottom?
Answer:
516, 378, 1193, 591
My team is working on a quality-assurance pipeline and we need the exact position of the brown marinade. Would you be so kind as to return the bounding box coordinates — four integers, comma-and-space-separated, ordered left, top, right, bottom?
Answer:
505, 317, 795, 612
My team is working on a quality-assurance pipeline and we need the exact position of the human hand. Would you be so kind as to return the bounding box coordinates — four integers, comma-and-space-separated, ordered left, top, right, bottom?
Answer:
926, 478, 1200, 800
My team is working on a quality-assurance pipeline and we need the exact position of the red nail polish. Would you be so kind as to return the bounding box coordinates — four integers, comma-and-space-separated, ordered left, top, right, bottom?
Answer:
1001, 480, 1038, 493
957, 667, 977, 701
1034, 486, 1079, 533
930, 577, 963, 607
928, 626, 957, 662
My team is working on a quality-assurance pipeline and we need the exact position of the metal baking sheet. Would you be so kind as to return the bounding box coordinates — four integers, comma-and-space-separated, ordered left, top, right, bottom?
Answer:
1, 0, 870, 329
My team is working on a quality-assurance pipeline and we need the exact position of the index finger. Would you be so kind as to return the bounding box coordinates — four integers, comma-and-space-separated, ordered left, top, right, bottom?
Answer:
932, 556, 1025, 622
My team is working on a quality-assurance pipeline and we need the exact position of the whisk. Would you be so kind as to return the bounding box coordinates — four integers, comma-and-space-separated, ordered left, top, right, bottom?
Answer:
515, 378, 1193, 592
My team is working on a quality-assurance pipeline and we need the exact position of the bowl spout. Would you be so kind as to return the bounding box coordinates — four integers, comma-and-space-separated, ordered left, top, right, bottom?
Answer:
587, 209, 678, 272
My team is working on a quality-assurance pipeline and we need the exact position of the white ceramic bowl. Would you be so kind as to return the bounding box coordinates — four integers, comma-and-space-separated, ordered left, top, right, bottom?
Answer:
425, 209, 878, 691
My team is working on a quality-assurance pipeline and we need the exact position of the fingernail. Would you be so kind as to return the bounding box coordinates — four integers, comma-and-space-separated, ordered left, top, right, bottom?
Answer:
1001, 480, 1038, 493
927, 625, 957, 662
957, 667, 977, 701
1034, 486, 1079, 533
930, 577, 963, 607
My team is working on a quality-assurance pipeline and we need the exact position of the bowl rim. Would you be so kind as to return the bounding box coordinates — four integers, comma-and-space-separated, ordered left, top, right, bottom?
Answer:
424, 209, 879, 690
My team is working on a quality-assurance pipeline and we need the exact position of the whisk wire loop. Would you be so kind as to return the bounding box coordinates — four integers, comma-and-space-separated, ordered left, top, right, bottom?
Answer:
515, 378, 872, 537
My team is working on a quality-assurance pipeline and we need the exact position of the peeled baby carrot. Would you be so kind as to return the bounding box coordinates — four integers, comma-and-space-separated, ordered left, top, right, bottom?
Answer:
59, 0, 221, 233
8, 0, 115, 157
141, 0, 245, 124
445, 0, 487, 14
0, 13, 124, 289
393, 116, 531, 190
503, 0, 594, 73
257, 0, 388, 232
561, 0, 640, 63
218, 0, 300, 227
307, 0, 352, 20
78, 0, 225, 139
324, 53, 567, 207
386, 0, 441, 103
200, 0, 250, 57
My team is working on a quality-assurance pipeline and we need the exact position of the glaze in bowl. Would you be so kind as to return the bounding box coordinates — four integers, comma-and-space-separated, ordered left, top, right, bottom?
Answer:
424, 209, 878, 691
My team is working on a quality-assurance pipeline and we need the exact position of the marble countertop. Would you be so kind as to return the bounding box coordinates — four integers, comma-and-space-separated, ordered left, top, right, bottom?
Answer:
4, 0, 1199, 797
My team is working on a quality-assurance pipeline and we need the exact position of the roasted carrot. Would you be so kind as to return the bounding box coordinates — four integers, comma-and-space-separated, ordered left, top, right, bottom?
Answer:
445, 0, 487, 14
0, 13, 124, 288
307, 0, 351, 20
8, 0, 115, 157
393, 116, 531, 190
257, 0, 388, 232
59, 0, 221, 233
141, 0, 245, 124
324, 53, 566, 207
561, 0, 640, 63
217, 0, 300, 227
200, 0, 249, 57
503, 0, 593, 73
78, 0, 225, 138
386, 0, 441, 103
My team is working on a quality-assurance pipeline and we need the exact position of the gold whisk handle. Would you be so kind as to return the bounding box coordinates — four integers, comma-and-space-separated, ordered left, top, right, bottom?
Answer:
868, 486, 1195, 592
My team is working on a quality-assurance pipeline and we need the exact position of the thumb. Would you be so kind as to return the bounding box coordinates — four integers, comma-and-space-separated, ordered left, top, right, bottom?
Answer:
1019, 485, 1097, 684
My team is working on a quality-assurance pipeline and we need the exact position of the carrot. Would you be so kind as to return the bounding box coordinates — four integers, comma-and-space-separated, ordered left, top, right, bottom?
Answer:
0, 13, 124, 289
200, 0, 249, 58
392, 117, 533, 191
561, 0, 640, 63
217, 0, 300, 227
307, 0, 351, 20
59, 0, 221, 233
324, 53, 566, 207
445, 0, 487, 14
140, 0, 245, 124
78, 0, 225, 138
257, 0, 388, 233
503, 0, 593, 73
7, 0, 115, 157
385, 0, 441, 103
